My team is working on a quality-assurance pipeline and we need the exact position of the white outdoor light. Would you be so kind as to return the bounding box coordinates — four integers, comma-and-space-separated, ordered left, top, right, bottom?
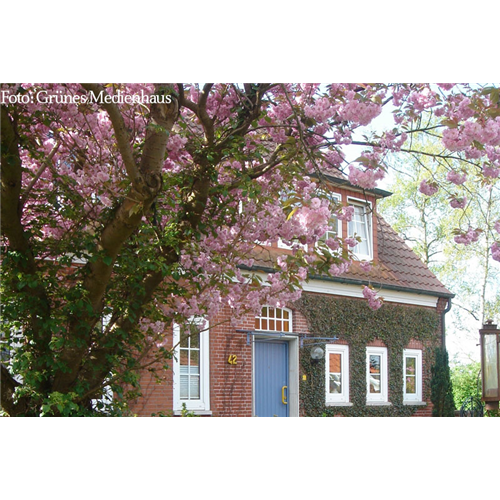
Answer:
310, 346, 325, 361
479, 320, 500, 410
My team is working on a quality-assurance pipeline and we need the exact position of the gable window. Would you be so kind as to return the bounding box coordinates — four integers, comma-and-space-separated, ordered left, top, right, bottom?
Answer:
325, 344, 350, 404
403, 349, 423, 403
348, 199, 373, 259
255, 306, 292, 332
366, 346, 388, 403
173, 318, 210, 413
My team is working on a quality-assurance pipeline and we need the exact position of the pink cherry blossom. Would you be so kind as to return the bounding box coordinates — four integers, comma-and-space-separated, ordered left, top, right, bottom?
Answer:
491, 242, 500, 262
325, 238, 340, 251
450, 197, 467, 209
329, 261, 350, 276
336, 205, 355, 222
359, 261, 372, 272
454, 228, 480, 245
348, 165, 385, 189
362, 286, 383, 311
483, 165, 500, 178
419, 179, 439, 196
446, 170, 467, 185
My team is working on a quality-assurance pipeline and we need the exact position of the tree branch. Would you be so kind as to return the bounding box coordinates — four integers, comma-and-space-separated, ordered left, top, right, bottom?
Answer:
1, 106, 52, 352
81, 83, 141, 183
20, 140, 60, 207
52, 86, 180, 394
198, 84, 215, 144
176, 84, 199, 114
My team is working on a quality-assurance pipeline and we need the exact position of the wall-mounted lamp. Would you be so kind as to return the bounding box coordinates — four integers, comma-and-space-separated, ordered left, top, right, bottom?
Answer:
310, 346, 325, 362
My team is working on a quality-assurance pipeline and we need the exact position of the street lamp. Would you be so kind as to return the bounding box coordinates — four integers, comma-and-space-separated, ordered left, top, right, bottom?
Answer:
479, 320, 500, 411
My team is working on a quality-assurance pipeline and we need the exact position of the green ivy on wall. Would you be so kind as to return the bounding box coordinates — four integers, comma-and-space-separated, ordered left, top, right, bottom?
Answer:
295, 295, 441, 417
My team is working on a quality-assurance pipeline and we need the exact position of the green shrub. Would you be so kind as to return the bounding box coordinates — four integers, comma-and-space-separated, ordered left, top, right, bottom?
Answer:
431, 347, 455, 416
450, 361, 481, 410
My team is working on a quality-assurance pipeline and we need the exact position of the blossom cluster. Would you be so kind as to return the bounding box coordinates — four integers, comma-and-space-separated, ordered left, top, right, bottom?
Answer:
362, 286, 383, 311
492, 242, 500, 262
3, 82, 499, 335
454, 228, 480, 245
446, 170, 467, 185
449, 196, 467, 209
419, 179, 439, 196
348, 165, 385, 189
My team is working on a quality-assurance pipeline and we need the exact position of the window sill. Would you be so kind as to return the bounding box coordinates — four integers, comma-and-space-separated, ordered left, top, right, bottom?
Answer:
403, 401, 426, 406
325, 402, 353, 407
173, 409, 212, 416
366, 401, 392, 406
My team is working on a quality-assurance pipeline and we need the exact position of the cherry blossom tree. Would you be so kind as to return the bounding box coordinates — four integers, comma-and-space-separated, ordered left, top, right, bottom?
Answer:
1, 83, 499, 415
378, 129, 500, 363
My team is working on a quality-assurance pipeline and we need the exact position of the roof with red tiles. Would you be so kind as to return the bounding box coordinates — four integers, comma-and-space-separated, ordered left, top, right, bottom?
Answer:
247, 215, 454, 298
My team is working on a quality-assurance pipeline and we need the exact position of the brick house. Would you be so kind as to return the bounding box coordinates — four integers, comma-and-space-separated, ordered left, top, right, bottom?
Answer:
129, 173, 453, 417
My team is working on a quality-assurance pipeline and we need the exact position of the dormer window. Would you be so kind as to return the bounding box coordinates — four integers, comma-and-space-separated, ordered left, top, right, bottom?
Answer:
347, 198, 373, 260
324, 192, 341, 240
317, 192, 341, 255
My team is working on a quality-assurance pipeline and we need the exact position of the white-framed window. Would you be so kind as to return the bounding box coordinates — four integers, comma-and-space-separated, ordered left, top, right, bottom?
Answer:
173, 318, 210, 412
255, 306, 292, 332
321, 192, 342, 246
403, 349, 423, 403
366, 346, 388, 403
348, 198, 373, 260
325, 344, 350, 404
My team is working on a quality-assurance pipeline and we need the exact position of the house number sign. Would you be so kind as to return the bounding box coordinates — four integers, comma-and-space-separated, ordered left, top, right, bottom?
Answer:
228, 355, 238, 365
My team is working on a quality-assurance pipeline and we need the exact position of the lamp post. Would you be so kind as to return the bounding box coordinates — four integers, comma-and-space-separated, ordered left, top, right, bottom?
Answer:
479, 320, 500, 411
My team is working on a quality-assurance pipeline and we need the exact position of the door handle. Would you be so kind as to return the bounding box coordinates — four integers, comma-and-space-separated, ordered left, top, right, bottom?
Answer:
282, 385, 288, 405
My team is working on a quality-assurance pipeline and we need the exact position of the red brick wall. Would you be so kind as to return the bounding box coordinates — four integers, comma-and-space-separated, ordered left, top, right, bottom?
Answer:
209, 309, 253, 417
128, 335, 175, 416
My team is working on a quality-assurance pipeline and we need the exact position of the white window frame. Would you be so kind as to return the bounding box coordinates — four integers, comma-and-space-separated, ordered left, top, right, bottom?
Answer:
254, 306, 292, 333
366, 346, 388, 403
347, 197, 373, 260
173, 318, 210, 413
325, 344, 350, 404
403, 349, 423, 403
320, 192, 342, 251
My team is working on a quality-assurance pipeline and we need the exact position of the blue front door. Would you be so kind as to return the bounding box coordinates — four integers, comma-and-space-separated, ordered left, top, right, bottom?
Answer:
254, 340, 290, 500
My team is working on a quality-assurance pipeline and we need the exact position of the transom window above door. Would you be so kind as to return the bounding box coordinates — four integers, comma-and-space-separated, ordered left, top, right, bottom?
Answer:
255, 306, 292, 332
